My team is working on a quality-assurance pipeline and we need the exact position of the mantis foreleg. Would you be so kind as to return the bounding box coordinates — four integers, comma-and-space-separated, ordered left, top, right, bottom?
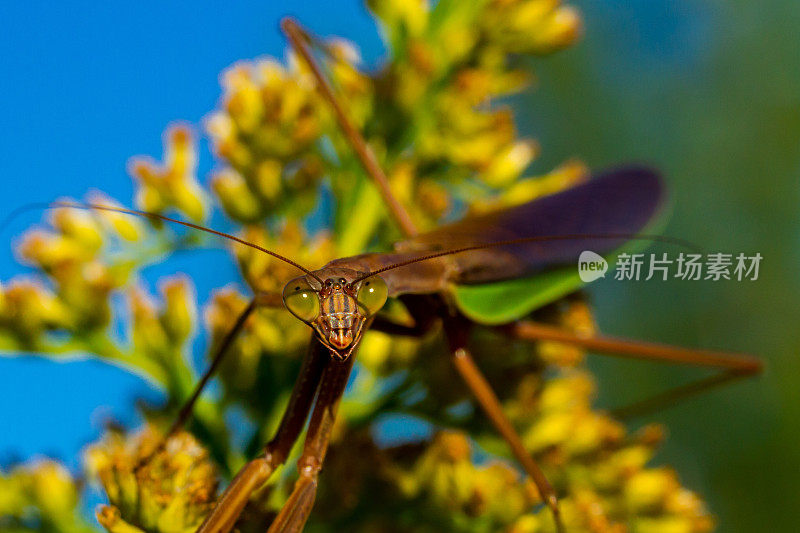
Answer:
282, 17, 418, 238
197, 338, 329, 533
267, 348, 357, 532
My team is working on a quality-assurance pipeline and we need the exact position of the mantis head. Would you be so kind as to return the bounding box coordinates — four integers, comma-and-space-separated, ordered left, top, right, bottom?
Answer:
282, 269, 388, 360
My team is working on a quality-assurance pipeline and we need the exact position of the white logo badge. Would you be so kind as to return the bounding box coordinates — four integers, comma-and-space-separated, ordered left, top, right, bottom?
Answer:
578, 250, 608, 283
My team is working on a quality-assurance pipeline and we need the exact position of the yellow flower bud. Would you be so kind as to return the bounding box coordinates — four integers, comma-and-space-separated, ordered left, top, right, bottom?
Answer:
632, 516, 696, 533
222, 65, 263, 133
28, 460, 78, 518
97, 505, 147, 533
524, 410, 574, 452
211, 168, 263, 222
159, 276, 195, 345
130, 287, 170, 356
482, 140, 538, 187
128, 125, 207, 223
0, 460, 87, 531
625, 468, 680, 513
18, 230, 92, 270
538, 372, 594, 412
254, 159, 283, 201
51, 203, 104, 250
367, 0, 429, 38
88, 192, 145, 241
510, 514, 543, 533
134, 182, 166, 216
566, 414, 625, 456
1, 279, 72, 338
528, 6, 583, 53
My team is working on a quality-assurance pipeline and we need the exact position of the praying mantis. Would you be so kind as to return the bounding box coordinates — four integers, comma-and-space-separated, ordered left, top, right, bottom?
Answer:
26, 17, 762, 533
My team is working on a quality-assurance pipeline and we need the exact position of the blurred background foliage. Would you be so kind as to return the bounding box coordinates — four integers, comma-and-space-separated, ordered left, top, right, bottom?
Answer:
0, 0, 798, 532
521, 1, 799, 531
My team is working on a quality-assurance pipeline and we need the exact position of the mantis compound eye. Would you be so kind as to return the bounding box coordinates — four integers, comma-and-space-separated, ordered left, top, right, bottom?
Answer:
283, 279, 320, 322
356, 276, 388, 316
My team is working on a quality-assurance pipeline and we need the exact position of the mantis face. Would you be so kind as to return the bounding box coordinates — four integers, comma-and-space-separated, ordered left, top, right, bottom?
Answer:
282, 270, 388, 360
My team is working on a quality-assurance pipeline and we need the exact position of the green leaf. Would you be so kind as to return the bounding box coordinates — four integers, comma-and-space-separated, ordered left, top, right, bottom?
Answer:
453, 267, 583, 325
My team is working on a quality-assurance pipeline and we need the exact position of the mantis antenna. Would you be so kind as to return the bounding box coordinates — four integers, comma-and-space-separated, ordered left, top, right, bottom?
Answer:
351, 233, 703, 284
2, 201, 324, 284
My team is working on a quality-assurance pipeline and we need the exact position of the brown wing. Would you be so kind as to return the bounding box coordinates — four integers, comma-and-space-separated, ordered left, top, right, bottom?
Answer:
328, 166, 665, 295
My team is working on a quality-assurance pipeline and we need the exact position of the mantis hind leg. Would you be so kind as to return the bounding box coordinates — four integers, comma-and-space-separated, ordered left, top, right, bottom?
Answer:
442, 315, 565, 533
500, 319, 762, 418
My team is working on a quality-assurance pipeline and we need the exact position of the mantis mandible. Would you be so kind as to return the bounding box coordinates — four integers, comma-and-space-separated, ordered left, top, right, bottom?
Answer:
42, 17, 761, 533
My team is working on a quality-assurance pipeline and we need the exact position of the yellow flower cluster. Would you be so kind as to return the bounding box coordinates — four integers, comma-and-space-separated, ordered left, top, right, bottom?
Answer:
534, 296, 597, 367
129, 125, 208, 223
0, 460, 91, 532
0, 199, 143, 349
0, 279, 72, 347
364, 0, 584, 226
206, 58, 329, 222
203, 287, 307, 396
232, 222, 334, 293
509, 369, 712, 532
129, 276, 197, 374
378, 300, 712, 531
205, 0, 584, 236
395, 431, 539, 525
85, 427, 218, 533
482, 0, 583, 55
2, 193, 201, 385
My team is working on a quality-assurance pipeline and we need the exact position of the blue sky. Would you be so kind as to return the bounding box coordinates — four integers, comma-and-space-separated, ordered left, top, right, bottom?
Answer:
0, 1, 385, 468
